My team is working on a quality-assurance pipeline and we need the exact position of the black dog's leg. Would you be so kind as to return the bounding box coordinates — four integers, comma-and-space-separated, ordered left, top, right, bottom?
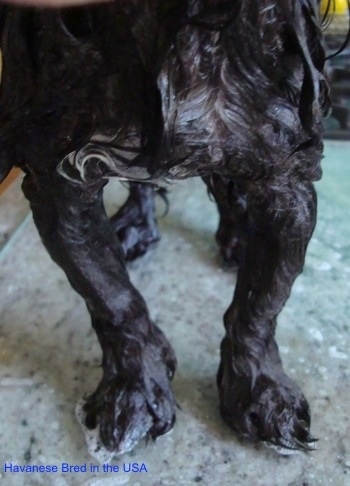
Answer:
110, 183, 161, 261
22, 173, 176, 454
217, 173, 318, 452
203, 174, 248, 266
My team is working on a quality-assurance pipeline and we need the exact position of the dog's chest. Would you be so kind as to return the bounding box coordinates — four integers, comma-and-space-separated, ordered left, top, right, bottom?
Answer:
157, 28, 249, 178
58, 2, 295, 186
60, 26, 245, 184
93, 35, 254, 182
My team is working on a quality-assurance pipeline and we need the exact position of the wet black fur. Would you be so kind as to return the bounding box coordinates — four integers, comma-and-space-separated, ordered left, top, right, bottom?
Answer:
0, 0, 333, 453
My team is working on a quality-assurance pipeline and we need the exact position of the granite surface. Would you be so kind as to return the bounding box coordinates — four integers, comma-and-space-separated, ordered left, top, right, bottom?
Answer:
0, 141, 349, 486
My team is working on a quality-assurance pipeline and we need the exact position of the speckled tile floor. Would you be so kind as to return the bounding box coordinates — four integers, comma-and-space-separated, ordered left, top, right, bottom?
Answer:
0, 141, 349, 486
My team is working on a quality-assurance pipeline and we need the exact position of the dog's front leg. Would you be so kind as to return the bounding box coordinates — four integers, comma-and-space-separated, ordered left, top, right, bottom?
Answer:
22, 172, 176, 455
218, 172, 318, 453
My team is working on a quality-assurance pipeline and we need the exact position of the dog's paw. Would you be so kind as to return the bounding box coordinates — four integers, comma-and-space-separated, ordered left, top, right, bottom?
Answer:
81, 375, 176, 455
218, 363, 316, 453
116, 224, 160, 261
79, 332, 177, 456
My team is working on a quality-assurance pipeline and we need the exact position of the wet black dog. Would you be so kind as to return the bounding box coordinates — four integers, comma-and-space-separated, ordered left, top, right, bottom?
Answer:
0, 0, 333, 455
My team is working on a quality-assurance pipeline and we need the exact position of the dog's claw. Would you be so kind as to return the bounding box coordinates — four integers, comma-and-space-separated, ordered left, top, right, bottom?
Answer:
264, 427, 318, 455
219, 355, 316, 455
262, 423, 317, 454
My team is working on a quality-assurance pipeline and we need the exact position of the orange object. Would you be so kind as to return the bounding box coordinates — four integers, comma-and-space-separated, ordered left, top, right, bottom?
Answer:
0, 168, 21, 196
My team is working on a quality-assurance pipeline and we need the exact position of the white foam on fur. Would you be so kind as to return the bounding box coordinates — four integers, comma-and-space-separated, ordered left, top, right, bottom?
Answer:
263, 440, 317, 456
75, 398, 116, 465
76, 397, 175, 464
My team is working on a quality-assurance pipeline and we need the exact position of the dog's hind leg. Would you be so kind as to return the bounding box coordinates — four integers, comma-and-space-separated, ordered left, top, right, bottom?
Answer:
203, 174, 248, 267
216, 164, 319, 452
22, 172, 176, 455
110, 182, 161, 261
